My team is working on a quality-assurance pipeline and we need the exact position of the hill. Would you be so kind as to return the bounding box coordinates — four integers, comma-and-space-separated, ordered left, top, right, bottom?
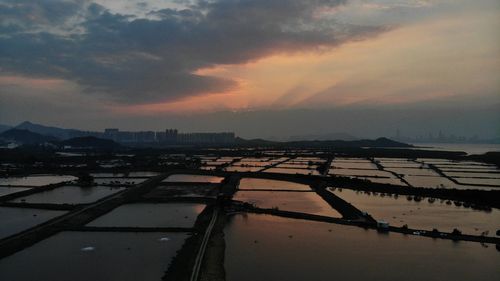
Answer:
0, 129, 58, 144
15, 121, 84, 140
0, 124, 11, 133
236, 137, 411, 148
61, 136, 120, 149
288, 132, 358, 141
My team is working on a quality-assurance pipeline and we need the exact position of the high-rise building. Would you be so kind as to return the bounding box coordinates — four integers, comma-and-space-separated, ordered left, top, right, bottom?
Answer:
99, 128, 234, 144
165, 129, 178, 143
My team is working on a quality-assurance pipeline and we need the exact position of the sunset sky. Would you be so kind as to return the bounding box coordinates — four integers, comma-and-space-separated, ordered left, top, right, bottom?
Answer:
1, 0, 499, 139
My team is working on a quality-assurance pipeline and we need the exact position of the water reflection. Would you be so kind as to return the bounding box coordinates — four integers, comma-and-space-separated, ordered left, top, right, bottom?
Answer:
238, 178, 311, 191
233, 191, 340, 217
0, 186, 30, 197
87, 203, 205, 228
0, 207, 66, 239
11, 186, 125, 205
331, 188, 500, 236
163, 174, 224, 183
0, 175, 77, 187
0, 231, 188, 281
224, 214, 500, 281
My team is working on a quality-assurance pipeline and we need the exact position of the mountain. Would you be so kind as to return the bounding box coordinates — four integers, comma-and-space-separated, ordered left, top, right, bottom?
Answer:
288, 132, 358, 141
0, 129, 59, 144
236, 137, 411, 148
286, 137, 412, 148
369, 137, 413, 147
61, 136, 120, 149
15, 121, 84, 140
0, 124, 11, 133
235, 137, 277, 146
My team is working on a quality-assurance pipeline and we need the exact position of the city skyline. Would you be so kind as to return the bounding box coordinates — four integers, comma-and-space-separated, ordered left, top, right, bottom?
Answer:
2, 120, 498, 144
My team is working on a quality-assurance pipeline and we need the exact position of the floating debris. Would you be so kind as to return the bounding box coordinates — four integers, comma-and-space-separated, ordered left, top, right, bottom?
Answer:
80, 246, 95, 252
159, 237, 170, 242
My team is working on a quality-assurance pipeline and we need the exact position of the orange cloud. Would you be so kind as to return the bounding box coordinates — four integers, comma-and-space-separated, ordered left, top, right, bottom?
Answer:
0, 76, 69, 90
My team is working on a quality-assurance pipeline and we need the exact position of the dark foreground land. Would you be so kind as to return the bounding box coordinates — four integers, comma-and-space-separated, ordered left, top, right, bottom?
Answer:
0, 145, 499, 280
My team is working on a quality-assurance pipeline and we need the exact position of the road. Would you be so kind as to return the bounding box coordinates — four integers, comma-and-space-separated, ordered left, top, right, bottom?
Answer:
190, 207, 219, 281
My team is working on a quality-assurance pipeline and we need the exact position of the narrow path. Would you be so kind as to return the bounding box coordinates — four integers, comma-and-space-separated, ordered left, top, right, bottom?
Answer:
320, 155, 334, 176
425, 162, 500, 188
258, 157, 293, 172
217, 157, 241, 172
311, 181, 375, 222
370, 158, 412, 187
190, 208, 219, 281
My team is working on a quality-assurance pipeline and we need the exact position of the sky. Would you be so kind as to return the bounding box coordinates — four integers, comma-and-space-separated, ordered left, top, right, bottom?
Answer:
0, 0, 499, 139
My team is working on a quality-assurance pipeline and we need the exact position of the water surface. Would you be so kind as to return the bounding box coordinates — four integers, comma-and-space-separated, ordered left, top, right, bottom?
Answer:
331, 188, 500, 235
0, 186, 31, 197
11, 186, 125, 204
225, 166, 262, 172
403, 175, 495, 190
356, 176, 406, 186
233, 191, 340, 217
0, 207, 66, 239
224, 214, 500, 281
238, 178, 311, 191
163, 174, 224, 183
454, 178, 500, 186
329, 169, 392, 177
87, 203, 205, 228
385, 167, 438, 177
444, 171, 500, 178
0, 175, 76, 187
94, 178, 147, 185
414, 143, 500, 155
331, 161, 376, 169
0, 231, 188, 281
264, 168, 320, 175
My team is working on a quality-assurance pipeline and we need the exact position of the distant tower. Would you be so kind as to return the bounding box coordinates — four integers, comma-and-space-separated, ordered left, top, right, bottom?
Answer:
165, 129, 178, 143
104, 128, 119, 141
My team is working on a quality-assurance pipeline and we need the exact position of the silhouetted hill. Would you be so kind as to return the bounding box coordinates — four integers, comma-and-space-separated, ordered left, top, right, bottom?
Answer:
0, 124, 11, 133
0, 129, 58, 144
15, 121, 84, 140
288, 132, 358, 141
470, 151, 500, 166
236, 137, 411, 148
61, 136, 120, 149
235, 137, 277, 146
286, 137, 412, 148
371, 137, 412, 147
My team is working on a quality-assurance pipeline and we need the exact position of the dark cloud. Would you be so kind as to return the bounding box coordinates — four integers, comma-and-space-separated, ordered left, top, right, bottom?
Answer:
0, 0, 384, 103
0, 0, 86, 28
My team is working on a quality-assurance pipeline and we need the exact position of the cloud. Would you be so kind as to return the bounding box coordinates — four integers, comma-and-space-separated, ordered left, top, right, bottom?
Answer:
0, 0, 385, 104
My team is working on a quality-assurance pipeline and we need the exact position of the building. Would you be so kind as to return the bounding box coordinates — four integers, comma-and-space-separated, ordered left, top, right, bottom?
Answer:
177, 132, 235, 144
104, 128, 119, 142
135, 131, 156, 143
165, 129, 178, 143
100, 128, 234, 145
